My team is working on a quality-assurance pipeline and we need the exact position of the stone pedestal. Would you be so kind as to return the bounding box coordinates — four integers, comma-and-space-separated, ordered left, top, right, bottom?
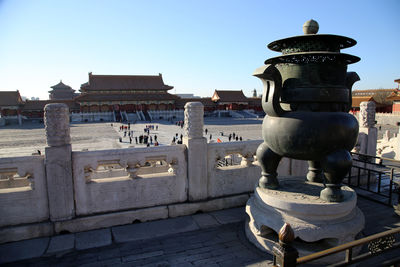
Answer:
245, 176, 364, 263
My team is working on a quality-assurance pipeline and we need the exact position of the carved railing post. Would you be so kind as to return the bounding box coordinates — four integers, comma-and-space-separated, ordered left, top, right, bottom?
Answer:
358, 101, 377, 157
183, 102, 208, 201
273, 223, 298, 267
44, 103, 75, 221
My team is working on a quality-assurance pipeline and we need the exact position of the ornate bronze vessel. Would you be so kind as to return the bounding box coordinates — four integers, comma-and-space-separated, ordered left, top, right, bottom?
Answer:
255, 20, 360, 202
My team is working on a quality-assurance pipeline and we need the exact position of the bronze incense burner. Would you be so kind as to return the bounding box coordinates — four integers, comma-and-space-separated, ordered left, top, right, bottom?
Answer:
255, 20, 360, 202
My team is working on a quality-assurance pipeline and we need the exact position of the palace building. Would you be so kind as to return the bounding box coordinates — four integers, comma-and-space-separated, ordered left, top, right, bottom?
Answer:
0, 91, 24, 118
0, 73, 264, 124
75, 73, 179, 113
211, 90, 249, 110
49, 81, 78, 100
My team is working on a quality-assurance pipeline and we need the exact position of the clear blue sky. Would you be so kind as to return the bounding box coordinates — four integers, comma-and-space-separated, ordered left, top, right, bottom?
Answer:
0, 0, 399, 100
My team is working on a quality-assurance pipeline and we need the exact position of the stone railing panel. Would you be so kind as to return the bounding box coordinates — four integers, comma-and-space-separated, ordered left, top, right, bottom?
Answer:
72, 145, 187, 215
0, 156, 48, 227
207, 140, 262, 198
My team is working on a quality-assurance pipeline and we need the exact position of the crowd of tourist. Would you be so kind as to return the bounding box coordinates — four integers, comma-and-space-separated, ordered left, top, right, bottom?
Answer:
115, 122, 245, 147
117, 123, 159, 147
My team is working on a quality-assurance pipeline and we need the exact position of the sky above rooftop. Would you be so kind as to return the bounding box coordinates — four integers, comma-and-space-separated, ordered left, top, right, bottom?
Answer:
0, 0, 399, 100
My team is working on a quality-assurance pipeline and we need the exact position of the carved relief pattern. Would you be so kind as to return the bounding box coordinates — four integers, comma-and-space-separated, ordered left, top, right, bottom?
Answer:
44, 103, 71, 146
84, 157, 177, 183
0, 168, 33, 189
359, 101, 376, 128
211, 143, 259, 169
368, 235, 396, 254
184, 102, 204, 139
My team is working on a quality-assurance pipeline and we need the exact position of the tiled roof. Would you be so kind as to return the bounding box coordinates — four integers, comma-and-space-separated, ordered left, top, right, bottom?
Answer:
81, 73, 173, 91
211, 90, 249, 103
387, 93, 400, 101
0, 91, 24, 107
50, 81, 73, 91
351, 96, 375, 108
352, 89, 399, 96
75, 92, 180, 102
22, 100, 80, 111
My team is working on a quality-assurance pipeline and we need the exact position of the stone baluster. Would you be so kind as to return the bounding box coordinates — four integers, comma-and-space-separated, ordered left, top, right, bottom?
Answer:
183, 102, 208, 201
44, 103, 75, 221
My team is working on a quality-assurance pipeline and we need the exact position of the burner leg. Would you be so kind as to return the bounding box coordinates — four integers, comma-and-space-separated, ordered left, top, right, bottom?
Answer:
256, 142, 282, 189
307, 160, 324, 183
320, 149, 352, 202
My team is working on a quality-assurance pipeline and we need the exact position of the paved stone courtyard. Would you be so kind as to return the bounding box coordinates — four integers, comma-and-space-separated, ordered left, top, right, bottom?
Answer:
0, 118, 263, 157
1, 207, 273, 266
1, 196, 399, 266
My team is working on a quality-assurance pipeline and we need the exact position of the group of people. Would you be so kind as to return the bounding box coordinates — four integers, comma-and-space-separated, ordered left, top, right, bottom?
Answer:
171, 133, 184, 145
145, 125, 158, 131
136, 134, 159, 146
175, 121, 184, 128
119, 122, 131, 131
117, 123, 159, 147
204, 128, 243, 142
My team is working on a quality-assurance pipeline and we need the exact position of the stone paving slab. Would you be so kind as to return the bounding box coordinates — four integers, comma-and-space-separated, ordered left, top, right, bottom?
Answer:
0, 237, 49, 264
45, 233, 75, 255
112, 215, 199, 243
75, 228, 112, 251
210, 207, 247, 224
192, 213, 220, 229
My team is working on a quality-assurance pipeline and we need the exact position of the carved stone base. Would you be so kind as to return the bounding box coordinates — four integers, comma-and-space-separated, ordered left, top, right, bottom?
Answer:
245, 176, 365, 264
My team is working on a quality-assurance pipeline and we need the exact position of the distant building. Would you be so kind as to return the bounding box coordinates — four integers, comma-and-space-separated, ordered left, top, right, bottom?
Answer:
22, 100, 80, 119
0, 91, 24, 125
352, 88, 397, 113
351, 96, 375, 112
1, 75, 265, 123
0, 90, 24, 116
352, 89, 399, 97
395, 79, 400, 89
176, 94, 201, 99
211, 90, 249, 110
49, 80, 78, 100
75, 73, 179, 114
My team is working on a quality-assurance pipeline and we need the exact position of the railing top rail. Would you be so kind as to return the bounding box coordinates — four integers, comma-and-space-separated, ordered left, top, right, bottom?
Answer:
351, 152, 400, 164
297, 227, 400, 264
72, 144, 186, 156
351, 152, 400, 170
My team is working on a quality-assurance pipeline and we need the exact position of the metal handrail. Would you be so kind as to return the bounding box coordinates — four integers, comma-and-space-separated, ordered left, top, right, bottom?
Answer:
296, 227, 400, 265
351, 152, 400, 169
